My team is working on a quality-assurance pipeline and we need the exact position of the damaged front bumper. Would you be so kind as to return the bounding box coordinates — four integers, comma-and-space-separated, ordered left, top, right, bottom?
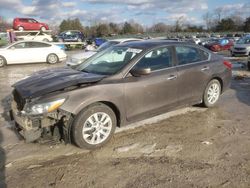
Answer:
10, 99, 73, 143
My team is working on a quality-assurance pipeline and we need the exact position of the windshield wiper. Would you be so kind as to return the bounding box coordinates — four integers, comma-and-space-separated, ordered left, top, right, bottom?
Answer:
81, 70, 90, 73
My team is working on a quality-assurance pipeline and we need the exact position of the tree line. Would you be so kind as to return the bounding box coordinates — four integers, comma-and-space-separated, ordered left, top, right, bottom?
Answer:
0, 15, 250, 37
59, 16, 250, 38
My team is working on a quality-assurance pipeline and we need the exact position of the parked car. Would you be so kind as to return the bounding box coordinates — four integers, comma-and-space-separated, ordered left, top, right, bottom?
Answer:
17, 31, 53, 42
10, 40, 232, 149
204, 38, 234, 52
57, 30, 85, 42
231, 37, 250, 56
13, 18, 49, 31
66, 38, 143, 67
0, 41, 66, 67
94, 38, 107, 46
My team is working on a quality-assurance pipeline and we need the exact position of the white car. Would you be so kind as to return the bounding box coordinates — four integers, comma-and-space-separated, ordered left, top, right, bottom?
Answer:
0, 41, 67, 67
17, 32, 53, 42
66, 38, 143, 67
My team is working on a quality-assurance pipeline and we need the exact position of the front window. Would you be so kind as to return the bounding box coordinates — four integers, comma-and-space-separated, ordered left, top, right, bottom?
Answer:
134, 47, 173, 71
76, 46, 142, 75
11, 42, 28, 49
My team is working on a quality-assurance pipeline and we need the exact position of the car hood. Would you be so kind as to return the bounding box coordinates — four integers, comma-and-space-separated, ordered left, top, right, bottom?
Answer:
234, 44, 250, 48
13, 67, 105, 99
71, 51, 96, 60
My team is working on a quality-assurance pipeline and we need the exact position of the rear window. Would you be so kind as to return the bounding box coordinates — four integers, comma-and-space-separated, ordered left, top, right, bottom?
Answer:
30, 42, 51, 48
176, 46, 209, 65
19, 19, 28, 22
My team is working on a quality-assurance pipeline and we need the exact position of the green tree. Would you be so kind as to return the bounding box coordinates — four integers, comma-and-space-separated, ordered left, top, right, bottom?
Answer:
122, 22, 134, 34
59, 18, 84, 32
96, 23, 110, 37
109, 23, 119, 34
244, 17, 250, 32
216, 18, 236, 31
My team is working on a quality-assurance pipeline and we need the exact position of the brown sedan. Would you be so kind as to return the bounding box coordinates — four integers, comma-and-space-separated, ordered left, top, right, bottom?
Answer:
10, 40, 232, 149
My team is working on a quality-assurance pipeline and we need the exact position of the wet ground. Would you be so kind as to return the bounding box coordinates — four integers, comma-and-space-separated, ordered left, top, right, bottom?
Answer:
0, 51, 250, 187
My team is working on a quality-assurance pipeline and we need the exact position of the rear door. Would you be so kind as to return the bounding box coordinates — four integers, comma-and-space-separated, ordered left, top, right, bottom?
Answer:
124, 46, 178, 121
28, 42, 52, 62
174, 45, 211, 105
29, 19, 40, 30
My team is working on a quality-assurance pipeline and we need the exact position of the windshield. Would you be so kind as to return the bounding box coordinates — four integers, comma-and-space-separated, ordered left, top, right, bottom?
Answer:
237, 38, 250, 44
96, 41, 119, 52
76, 46, 143, 75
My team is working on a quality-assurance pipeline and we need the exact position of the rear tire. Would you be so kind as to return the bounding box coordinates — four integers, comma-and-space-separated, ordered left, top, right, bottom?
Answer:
71, 103, 116, 149
202, 79, 221, 107
47, 54, 59, 64
0, 56, 6, 67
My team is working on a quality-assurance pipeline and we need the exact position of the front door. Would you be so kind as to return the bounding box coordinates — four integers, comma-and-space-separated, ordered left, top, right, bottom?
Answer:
5, 42, 31, 64
124, 46, 178, 122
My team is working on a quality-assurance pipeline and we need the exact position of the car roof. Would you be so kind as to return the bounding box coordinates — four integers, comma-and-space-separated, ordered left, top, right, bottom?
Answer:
15, 18, 34, 20
115, 39, 194, 49
110, 38, 143, 43
11, 40, 52, 45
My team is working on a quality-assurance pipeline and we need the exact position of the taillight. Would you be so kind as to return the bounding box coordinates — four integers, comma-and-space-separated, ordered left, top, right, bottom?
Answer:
223, 61, 232, 70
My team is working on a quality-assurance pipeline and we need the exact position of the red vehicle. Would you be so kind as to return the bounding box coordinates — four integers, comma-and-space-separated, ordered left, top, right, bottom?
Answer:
204, 38, 234, 52
13, 18, 49, 31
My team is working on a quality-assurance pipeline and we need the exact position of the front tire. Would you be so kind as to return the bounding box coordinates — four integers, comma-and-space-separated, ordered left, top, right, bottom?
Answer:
18, 26, 24, 31
0, 56, 6, 67
72, 103, 116, 149
47, 53, 59, 64
203, 79, 221, 107
40, 26, 46, 31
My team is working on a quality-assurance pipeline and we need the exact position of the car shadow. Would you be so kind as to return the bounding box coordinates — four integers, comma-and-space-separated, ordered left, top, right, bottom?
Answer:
0, 130, 6, 187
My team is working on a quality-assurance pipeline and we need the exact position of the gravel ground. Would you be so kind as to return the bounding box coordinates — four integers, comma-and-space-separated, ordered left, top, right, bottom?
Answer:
0, 51, 250, 188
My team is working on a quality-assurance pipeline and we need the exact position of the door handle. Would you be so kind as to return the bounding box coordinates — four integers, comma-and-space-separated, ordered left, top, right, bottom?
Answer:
201, 66, 210, 71
167, 75, 177, 80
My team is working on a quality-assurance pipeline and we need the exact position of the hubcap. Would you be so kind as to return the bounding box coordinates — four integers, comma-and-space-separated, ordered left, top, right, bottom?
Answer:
207, 83, 220, 104
48, 55, 57, 63
82, 112, 112, 145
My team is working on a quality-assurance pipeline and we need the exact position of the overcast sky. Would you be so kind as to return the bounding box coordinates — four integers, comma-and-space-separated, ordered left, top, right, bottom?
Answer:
0, 0, 249, 26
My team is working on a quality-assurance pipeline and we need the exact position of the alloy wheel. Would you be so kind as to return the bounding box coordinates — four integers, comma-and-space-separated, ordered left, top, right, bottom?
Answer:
48, 54, 58, 64
82, 112, 112, 145
207, 83, 220, 105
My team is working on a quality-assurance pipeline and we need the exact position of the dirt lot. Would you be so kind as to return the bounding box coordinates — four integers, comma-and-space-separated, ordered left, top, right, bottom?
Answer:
0, 53, 250, 188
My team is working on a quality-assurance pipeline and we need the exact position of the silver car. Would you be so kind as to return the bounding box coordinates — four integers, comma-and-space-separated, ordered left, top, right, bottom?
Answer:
231, 37, 250, 56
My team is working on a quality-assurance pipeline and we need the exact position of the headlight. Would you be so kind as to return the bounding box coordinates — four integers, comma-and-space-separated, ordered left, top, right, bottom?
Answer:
27, 98, 66, 115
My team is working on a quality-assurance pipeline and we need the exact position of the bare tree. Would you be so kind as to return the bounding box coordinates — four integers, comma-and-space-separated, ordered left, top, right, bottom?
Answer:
214, 8, 224, 23
203, 12, 213, 31
175, 16, 185, 32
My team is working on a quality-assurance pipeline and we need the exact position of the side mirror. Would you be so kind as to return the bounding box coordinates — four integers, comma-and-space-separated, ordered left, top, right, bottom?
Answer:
130, 67, 151, 77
